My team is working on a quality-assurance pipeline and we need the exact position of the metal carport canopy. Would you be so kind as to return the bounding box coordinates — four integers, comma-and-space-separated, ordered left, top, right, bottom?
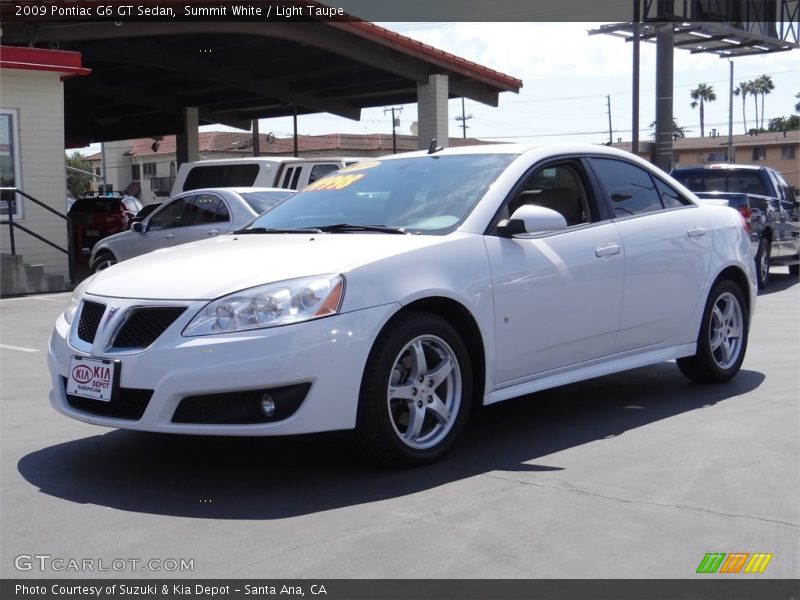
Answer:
1, 20, 522, 144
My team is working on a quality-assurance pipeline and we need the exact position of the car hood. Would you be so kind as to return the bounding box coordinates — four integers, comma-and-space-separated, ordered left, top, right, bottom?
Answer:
85, 233, 450, 300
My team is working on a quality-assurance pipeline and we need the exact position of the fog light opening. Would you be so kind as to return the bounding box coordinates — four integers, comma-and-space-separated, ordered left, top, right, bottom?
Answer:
260, 394, 276, 418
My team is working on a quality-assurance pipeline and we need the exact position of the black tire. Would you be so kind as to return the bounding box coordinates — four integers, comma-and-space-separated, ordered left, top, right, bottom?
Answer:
90, 250, 117, 273
754, 238, 770, 290
677, 280, 748, 383
789, 263, 799, 277
354, 311, 472, 467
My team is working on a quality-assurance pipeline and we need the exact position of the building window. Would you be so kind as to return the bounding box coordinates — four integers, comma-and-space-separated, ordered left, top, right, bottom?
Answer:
707, 151, 727, 162
781, 146, 796, 160
143, 162, 157, 178
0, 108, 22, 220
752, 147, 766, 161
131, 164, 141, 180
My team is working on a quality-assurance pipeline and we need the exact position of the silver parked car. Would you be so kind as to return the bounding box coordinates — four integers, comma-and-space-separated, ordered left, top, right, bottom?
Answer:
89, 187, 293, 272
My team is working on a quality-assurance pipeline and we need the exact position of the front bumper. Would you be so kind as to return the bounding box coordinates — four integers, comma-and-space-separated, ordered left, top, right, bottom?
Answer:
48, 298, 397, 435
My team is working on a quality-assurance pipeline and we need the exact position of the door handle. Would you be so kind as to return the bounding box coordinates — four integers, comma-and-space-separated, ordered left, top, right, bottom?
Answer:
164, 233, 176, 239
595, 244, 621, 257
207, 229, 220, 236
687, 226, 706, 238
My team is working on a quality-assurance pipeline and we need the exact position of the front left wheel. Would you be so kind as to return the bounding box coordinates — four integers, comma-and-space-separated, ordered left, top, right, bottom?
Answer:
90, 250, 117, 273
354, 311, 472, 467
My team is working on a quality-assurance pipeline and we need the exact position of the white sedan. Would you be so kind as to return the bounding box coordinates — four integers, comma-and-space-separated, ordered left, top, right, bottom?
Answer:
88, 187, 294, 272
49, 145, 756, 466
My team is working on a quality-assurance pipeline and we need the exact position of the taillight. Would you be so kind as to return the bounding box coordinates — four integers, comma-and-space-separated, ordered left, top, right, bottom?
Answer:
738, 205, 752, 235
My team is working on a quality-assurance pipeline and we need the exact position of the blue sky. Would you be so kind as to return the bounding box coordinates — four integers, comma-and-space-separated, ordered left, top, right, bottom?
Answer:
254, 22, 799, 145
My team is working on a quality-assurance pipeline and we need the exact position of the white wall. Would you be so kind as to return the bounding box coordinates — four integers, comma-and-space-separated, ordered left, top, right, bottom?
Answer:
0, 68, 69, 279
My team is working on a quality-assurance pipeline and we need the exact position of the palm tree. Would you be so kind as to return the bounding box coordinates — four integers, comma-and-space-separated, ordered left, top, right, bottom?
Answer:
649, 118, 687, 139
753, 75, 774, 130
734, 81, 751, 133
748, 79, 759, 133
690, 83, 716, 137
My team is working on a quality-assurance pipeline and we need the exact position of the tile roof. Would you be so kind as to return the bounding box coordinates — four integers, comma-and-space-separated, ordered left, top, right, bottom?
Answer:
87, 131, 496, 160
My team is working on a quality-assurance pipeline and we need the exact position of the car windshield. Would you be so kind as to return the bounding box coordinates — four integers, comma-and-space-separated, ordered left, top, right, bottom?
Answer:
243, 154, 517, 234
241, 190, 294, 214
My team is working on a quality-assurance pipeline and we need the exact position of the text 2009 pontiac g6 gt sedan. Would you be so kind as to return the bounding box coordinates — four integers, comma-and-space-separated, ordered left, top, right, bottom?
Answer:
49, 145, 756, 466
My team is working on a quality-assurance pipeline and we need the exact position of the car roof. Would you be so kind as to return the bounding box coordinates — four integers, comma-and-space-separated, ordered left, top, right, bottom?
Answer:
672, 163, 763, 172
377, 142, 641, 160
174, 187, 294, 197
179, 157, 359, 166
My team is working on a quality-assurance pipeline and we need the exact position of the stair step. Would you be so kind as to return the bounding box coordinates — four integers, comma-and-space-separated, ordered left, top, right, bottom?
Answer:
1, 254, 69, 297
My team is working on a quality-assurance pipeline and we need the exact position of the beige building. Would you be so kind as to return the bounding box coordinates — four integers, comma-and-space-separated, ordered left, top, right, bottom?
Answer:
614, 130, 800, 191
0, 46, 90, 295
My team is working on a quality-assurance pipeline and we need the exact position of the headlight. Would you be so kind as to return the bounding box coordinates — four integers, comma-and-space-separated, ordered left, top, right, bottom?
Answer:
183, 274, 345, 336
63, 273, 99, 325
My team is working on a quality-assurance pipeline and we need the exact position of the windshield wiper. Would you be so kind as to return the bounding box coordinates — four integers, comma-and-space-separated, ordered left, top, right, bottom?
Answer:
235, 226, 323, 234
316, 223, 407, 234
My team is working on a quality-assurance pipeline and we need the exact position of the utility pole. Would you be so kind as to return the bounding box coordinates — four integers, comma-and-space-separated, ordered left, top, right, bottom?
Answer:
727, 59, 734, 163
607, 95, 613, 145
455, 98, 473, 138
631, 0, 640, 154
384, 106, 402, 154
252, 118, 260, 157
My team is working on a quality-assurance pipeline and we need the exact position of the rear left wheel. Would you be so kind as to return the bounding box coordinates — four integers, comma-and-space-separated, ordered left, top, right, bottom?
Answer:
677, 279, 748, 383
354, 311, 472, 467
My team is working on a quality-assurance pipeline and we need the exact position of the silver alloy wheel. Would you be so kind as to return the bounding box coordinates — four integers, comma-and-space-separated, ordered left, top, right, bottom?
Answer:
92, 253, 117, 272
386, 334, 461, 450
709, 291, 744, 370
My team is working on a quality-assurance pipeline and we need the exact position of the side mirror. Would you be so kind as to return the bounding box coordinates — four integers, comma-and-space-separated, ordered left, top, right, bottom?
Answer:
131, 221, 146, 233
497, 205, 567, 237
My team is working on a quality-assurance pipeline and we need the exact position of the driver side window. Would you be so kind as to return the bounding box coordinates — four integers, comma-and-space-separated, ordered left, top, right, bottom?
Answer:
506, 162, 591, 226
148, 196, 193, 231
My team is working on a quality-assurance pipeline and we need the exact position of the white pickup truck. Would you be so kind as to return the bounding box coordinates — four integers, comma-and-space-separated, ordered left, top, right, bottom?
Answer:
171, 156, 364, 196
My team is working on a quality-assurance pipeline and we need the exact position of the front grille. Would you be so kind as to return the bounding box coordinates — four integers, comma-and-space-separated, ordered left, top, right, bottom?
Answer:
64, 378, 153, 420
112, 307, 186, 349
77, 301, 106, 343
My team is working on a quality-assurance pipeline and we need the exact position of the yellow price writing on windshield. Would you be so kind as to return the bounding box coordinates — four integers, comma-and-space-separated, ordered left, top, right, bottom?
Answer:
305, 173, 365, 191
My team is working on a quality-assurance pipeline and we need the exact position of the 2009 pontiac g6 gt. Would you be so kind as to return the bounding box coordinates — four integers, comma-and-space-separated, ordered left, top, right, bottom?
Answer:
49, 145, 756, 466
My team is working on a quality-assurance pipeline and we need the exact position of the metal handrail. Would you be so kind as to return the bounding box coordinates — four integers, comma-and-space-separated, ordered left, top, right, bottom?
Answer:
1, 187, 74, 284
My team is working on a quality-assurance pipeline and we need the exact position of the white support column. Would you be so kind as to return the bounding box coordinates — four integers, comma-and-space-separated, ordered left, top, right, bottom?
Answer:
416, 74, 449, 150
175, 106, 199, 166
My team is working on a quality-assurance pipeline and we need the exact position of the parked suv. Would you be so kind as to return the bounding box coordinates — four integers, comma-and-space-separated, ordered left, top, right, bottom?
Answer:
67, 192, 142, 253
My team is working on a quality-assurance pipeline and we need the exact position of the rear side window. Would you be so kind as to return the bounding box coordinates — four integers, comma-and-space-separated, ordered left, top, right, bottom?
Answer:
183, 164, 259, 191
654, 178, 691, 208
591, 158, 663, 217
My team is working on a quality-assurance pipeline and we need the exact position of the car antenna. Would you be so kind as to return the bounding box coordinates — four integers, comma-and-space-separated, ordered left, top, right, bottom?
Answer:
427, 139, 443, 154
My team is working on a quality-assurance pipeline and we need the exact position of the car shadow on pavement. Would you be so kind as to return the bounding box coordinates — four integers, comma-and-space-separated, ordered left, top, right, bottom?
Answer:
18, 363, 764, 520
758, 271, 798, 296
